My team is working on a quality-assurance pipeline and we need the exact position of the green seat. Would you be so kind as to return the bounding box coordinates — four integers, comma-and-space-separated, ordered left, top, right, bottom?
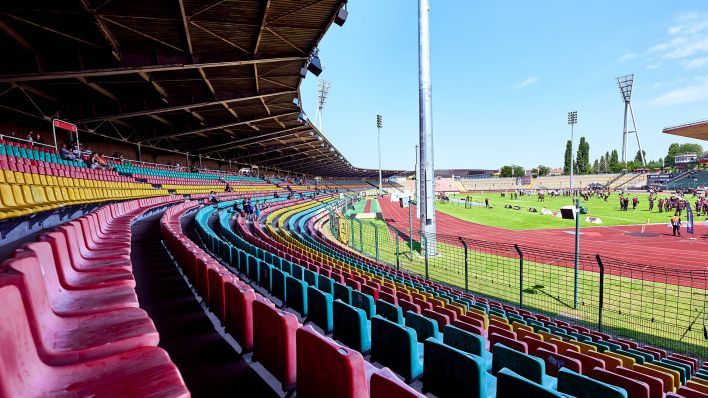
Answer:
303, 268, 318, 287
405, 311, 439, 343
332, 299, 371, 353
557, 368, 628, 398
285, 275, 308, 316
423, 338, 495, 398
492, 343, 555, 389
351, 290, 375, 319
333, 281, 352, 305
497, 368, 569, 398
370, 315, 422, 382
306, 286, 333, 334
317, 275, 333, 295
376, 300, 403, 325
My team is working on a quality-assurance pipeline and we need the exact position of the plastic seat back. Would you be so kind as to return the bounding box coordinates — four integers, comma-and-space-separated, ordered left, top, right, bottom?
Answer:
370, 315, 422, 382
376, 299, 403, 325
492, 343, 544, 383
223, 281, 256, 351
370, 367, 426, 398
306, 286, 333, 334
333, 299, 371, 353
559, 368, 631, 398
404, 311, 439, 343
591, 368, 647, 398
497, 368, 569, 398
443, 324, 485, 356
252, 299, 299, 389
423, 337, 491, 398
351, 290, 375, 319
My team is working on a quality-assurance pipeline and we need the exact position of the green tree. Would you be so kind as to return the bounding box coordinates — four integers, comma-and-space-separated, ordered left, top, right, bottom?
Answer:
563, 140, 572, 175
592, 159, 599, 174
599, 155, 606, 173
634, 150, 646, 164
538, 165, 551, 176
499, 165, 513, 177
678, 143, 704, 156
513, 165, 525, 177
576, 137, 590, 174
609, 150, 620, 172
665, 143, 680, 167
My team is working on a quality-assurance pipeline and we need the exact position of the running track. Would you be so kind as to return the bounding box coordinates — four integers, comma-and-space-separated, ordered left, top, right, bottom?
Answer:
379, 197, 708, 274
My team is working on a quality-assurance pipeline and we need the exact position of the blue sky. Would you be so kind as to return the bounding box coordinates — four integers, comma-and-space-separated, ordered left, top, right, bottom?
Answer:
301, 1, 708, 171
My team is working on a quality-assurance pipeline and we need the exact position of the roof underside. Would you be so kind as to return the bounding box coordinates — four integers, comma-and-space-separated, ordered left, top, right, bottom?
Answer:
663, 119, 708, 142
0, 0, 400, 178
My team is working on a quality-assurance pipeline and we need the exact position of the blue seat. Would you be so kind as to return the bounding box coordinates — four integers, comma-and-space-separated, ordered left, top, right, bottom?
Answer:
443, 324, 491, 370
271, 268, 287, 302
317, 275, 333, 295
303, 269, 318, 288
557, 368, 628, 398
423, 338, 495, 398
351, 290, 375, 320
376, 300, 403, 325
306, 286, 333, 334
332, 299, 371, 354
258, 262, 272, 291
404, 311, 440, 343
285, 275, 308, 316
492, 343, 556, 389
497, 368, 570, 398
370, 315, 423, 382
333, 281, 352, 305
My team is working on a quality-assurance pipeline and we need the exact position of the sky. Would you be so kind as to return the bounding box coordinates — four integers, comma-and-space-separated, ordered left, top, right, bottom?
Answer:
300, 0, 708, 172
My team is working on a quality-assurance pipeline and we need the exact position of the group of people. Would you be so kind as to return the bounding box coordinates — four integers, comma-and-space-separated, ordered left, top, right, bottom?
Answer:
618, 194, 639, 211
59, 142, 112, 170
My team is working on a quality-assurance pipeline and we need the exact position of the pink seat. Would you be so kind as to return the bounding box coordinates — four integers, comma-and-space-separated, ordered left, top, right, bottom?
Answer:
593, 367, 650, 398
14, 243, 138, 315
614, 366, 664, 398
0, 285, 189, 398
563, 349, 605, 376
489, 333, 527, 353
521, 336, 557, 356
39, 232, 136, 289
223, 280, 256, 352
296, 326, 370, 398
0, 253, 158, 366
252, 299, 299, 389
535, 348, 582, 377
370, 367, 426, 398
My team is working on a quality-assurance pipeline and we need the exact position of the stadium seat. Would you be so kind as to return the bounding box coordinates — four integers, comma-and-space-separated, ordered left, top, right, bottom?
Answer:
591, 367, 649, 398
285, 275, 308, 316
0, 284, 189, 398
370, 315, 423, 382
306, 286, 333, 333
535, 348, 583, 377
296, 326, 370, 398
558, 368, 629, 398
404, 311, 440, 343
422, 337, 496, 398
492, 343, 556, 389
332, 299, 371, 354
252, 299, 299, 389
370, 367, 426, 398
496, 368, 569, 398
351, 289, 375, 319
223, 280, 257, 351
376, 299, 403, 324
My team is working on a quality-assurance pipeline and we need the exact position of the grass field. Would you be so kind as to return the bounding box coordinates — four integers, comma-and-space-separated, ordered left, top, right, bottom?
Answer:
436, 192, 703, 230
326, 198, 708, 359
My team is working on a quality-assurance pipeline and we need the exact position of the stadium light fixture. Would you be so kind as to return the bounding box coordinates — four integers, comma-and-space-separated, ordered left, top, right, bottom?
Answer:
616, 74, 645, 166
377, 114, 383, 196
334, 1, 348, 26
567, 111, 578, 197
567, 110, 580, 311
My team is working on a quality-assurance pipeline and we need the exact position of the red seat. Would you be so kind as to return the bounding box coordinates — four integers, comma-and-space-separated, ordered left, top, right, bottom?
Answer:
39, 232, 136, 289
296, 326, 371, 398
56, 225, 132, 271
451, 320, 484, 336
370, 367, 426, 398
0, 285, 188, 398
535, 348, 581, 377
489, 333, 527, 353
223, 280, 257, 352
521, 336, 557, 356
592, 367, 650, 398
614, 366, 664, 398
14, 243, 138, 315
399, 299, 421, 315
252, 299, 299, 389
488, 325, 516, 340
563, 349, 605, 376
676, 386, 708, 398
1, 251, 158, 366
421, 308, 450, 329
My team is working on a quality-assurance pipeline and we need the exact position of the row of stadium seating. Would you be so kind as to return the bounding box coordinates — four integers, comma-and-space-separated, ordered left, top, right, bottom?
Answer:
0, 139, 86, 168
667, 170, 708, 190
184, 195, 703, 396
0, 197, 189, 397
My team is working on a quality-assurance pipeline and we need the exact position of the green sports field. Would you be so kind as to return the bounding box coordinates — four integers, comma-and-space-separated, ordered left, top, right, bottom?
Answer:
440, 192, 694, 230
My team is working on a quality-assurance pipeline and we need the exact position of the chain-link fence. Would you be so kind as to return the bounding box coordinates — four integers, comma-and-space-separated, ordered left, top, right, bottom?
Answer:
326, 208, 708, 360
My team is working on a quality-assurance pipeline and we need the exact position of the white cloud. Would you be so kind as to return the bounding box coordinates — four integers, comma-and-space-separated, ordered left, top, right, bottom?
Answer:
652, 75, 708, 106
515, 76, 539, 88
619, 52, 637, 61
646, 64, 660, 70
648, 13, 708, 63
683, 55, 708, 69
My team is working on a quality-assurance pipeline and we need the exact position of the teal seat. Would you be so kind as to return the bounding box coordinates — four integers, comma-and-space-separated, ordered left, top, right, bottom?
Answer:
443, 324, 491, 371
258, 262, 272, 291
291, 264, 303, 280
569, 332, 591, 342
370, 315, 423, 382
351, 290, 375, 319
332, 299, 371, 353
489, 308, 506, 318
285, 275, 308, 316
423, 338, 495, 398
280, 260, 293, 275
658, 359, 687, 384
303, 269, 318, 287
616, 349, 644, 365
557, 368, 628, 398
238, 251, 248, 274
247, 256, 260, 284
492, 343, 556, 389
587, 341, 609, 352
404, 311, 440, 343
333, 281, 352, 304
306, 286, 333, 334
376, 300, 403, 325
317, 275, 333, 295
601, 340, 622, 352
626, 348, 653, 363
507, 314, 525, 324
497, 368, 570, 398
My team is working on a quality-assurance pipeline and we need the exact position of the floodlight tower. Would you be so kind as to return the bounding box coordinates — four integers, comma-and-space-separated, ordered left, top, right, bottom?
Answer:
377, 114, 383, 196
568, 111, 577, 196
314, 79, 331, 132
418, 0, 436, 255
616, 74, 646, 166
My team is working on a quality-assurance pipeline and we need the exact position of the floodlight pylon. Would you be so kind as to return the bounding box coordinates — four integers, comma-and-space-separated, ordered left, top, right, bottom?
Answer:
314, 78, 331, 132
616, 74, 645, 166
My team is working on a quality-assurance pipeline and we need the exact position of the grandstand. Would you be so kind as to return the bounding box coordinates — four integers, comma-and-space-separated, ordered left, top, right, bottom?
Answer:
1, 1, 707, 398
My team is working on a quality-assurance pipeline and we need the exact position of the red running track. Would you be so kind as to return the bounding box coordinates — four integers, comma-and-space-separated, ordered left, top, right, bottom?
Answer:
363, 199, 372, 213
379, 197, 708, 274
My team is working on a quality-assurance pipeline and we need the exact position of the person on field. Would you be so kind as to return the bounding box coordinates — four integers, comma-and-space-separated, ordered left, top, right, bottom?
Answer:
632, 196, 639, 210
670, 213, 681, 237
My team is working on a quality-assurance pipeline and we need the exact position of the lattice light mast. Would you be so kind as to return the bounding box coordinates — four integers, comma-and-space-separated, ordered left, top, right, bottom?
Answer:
314, 79, 331, 132
377, 114, 383, 196
568, 111, 578, 196
617, 74, 646, 166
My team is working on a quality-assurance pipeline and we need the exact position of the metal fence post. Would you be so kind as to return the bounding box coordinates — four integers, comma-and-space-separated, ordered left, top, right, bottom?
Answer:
423, 233, 429, 280
459, 237, 469, 292
595, 254, 605, 332
395, 230, 400, 270
350, 218, 355, 249
374, 223, 379, 262
514, 244, 524, 308
358, 219, 363, 253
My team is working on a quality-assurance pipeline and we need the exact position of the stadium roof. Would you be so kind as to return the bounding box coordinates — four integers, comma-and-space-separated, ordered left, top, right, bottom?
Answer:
0, 0, 400, 178
663, 119, 708, 142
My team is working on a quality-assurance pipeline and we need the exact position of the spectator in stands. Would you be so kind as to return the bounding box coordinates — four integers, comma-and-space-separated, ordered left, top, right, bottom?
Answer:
88, 153, 105, 170
670, 213, 681, 237
208, 191, 218, 204
26, 131, 34, 145
35, 133, 44, 144
95, 153, 108, 167
224, 182, 232, 192
191, 164, 198, 173
59, 144, 76, 160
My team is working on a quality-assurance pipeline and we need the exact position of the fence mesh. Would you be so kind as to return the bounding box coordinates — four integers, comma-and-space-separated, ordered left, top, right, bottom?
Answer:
326, 207, 708, 360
